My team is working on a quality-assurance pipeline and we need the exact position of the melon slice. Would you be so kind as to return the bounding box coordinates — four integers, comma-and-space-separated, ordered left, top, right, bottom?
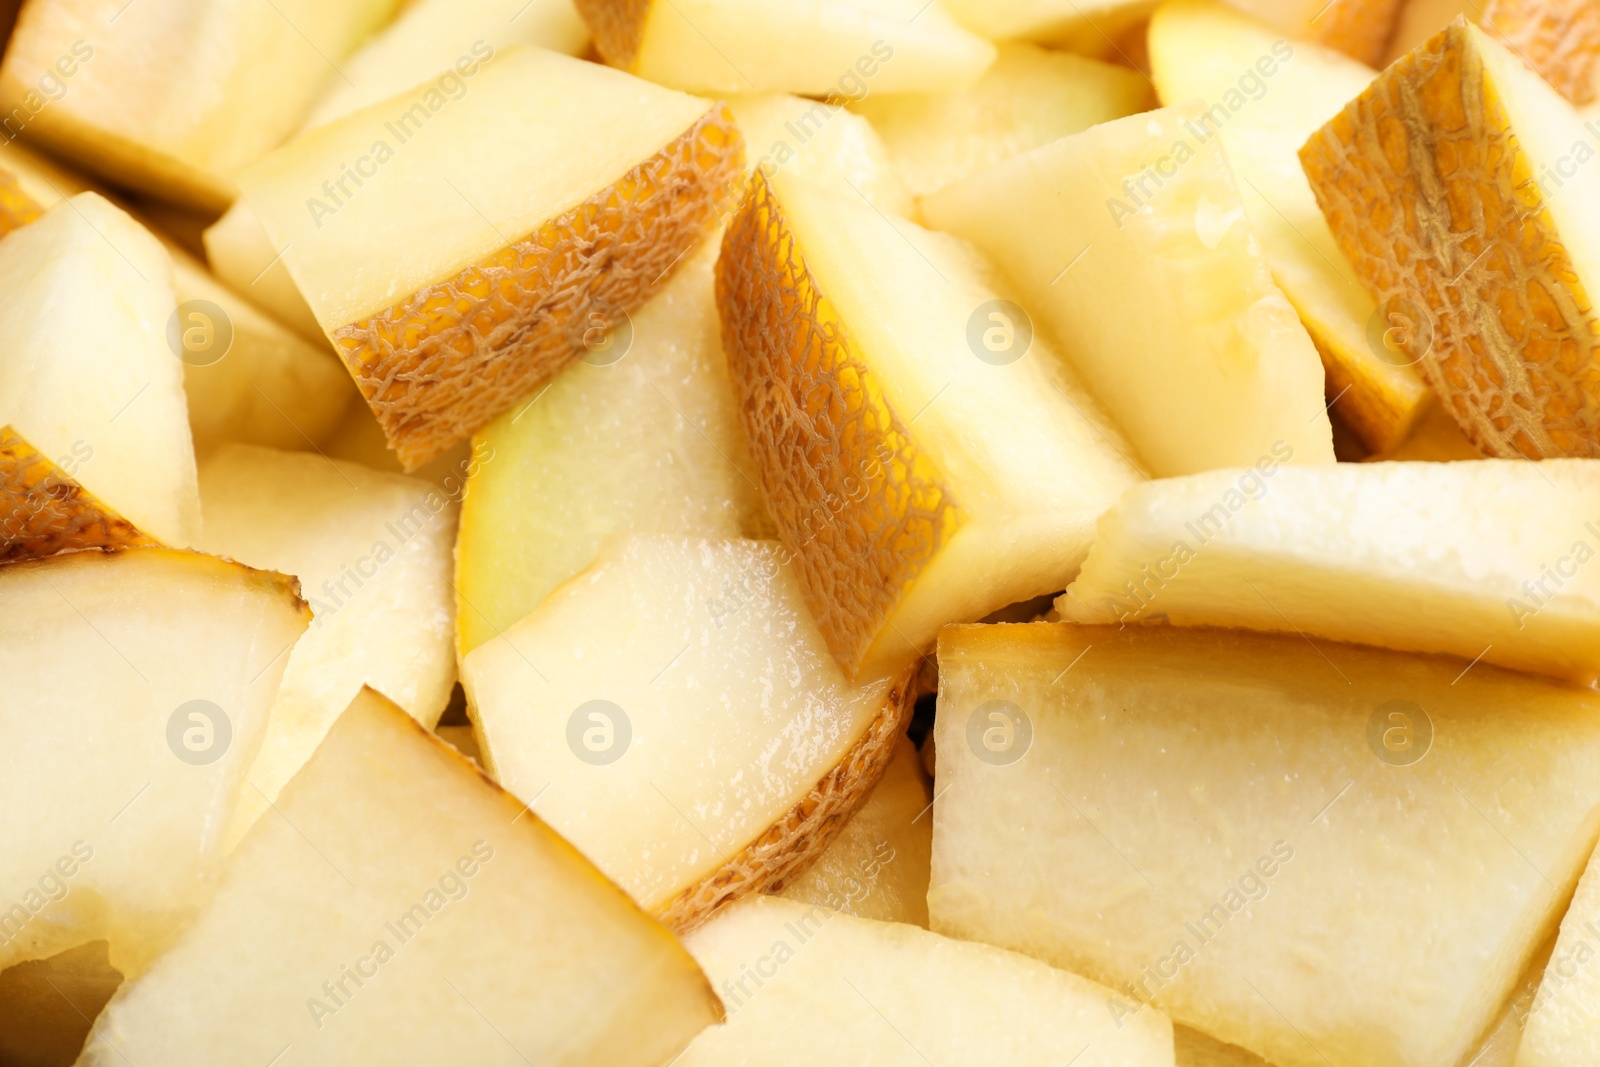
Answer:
716, 170, 1143, 680
0, 0, 402, 210
237, 46, 744, 471
922, 104, 1335, 478
77, 689, 722, 1067
575, 0, 995, 96
0, 425, 152, 562
1058, 459, 1600, 683
195, 445, 458, 849
0, 192, 198, 547
776, 736, 933, 927
1301, 19, 1600, 459
675, 895, 1176, 1066
461, 536, 920, 931
931, 622, 1600, 1067
0, 547, 309, 975
1148, 0, 1433, 454
853, 42, 1152, 199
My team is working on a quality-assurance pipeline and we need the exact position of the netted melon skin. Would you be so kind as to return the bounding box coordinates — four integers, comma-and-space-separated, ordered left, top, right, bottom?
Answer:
574, 0, 652, 71
1483, 0, 1600, 105
655, 662, 919, 934
0, 426, 154, 562
332, 105, 744, 471
715, 172, 964, 677
1302, 21, 1600, 460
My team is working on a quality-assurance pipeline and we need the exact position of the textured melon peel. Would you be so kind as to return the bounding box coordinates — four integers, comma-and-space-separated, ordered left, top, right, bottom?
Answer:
0, 426, 154, 562
655, 661, 919, 933
334, 103, 744, 471
1483, 0, 1600, 106
1301, 19, 1600, 459
715, 170, 965, 677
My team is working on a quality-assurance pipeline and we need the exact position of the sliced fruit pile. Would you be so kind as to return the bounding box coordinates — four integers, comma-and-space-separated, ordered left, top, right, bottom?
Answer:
4, 0, 1600, 1065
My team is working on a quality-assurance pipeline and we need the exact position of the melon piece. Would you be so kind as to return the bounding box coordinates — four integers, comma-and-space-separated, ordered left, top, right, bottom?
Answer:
675, 895, 1176, 1065
0, 0, 403, 210
1301, 20, 1600, 459
937, 0, 1159, 53
922, 104, 1335, 478
729, 93, 913, 215
1387, 0, 1600, 105
0, 425, 153, 562
575, 0, 995, 96
853, 42, 1152, 199
1223, 0, 1403, 65
77, 689, 722, 1066
1060, 460, 1600, 682
454, 241, 766, 655
0, 941, 121, 1067
1148, 1, 1433, 454
202, 198, 324, 343
931, 622, 1600, 1067
461, 536, 920, 930
777, 736, 933, 927
194, 445, 458, 848
0, 192, 198, 546
0, 547, 309, 975
302, 0, 591, 130
716, 170, 1143, 679
1519, 846, 1600, 1064
237, 46, 744, 471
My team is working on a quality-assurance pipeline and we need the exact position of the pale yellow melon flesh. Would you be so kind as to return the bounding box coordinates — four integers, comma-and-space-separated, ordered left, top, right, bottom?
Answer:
201, 199, 325, 343
729, 93, 913, 215
938, 0, 1160, 53
0, 548, 309, 976
922, 104, 1335, 478
77, 689, 722, 1066
676, 895, 1176, 1066
931, 622, 1600, 1067
1517, 844, 1600, 1064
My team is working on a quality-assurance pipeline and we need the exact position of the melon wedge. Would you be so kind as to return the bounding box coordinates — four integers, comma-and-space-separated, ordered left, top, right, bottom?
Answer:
195, 445, 458, 849
77, 688, 722, 1066
237, 46, 744, 471
776, 736, 933, 927
922, 104, 1335, 478
717, 170, 1143, 679
0, 425, 152, 562
932, 622, 1600, 1067
0, 0, 402, 210
575, 0, 995, 96
0, 192, 198, 546
462, 536, 920, 931
301, 0, 591, 130
0, 547, 309, 975
1148, 0, 1433, 454
853, 42, 1152, 199
675, 895, 1176, 1065
1301, 20, 1600, 459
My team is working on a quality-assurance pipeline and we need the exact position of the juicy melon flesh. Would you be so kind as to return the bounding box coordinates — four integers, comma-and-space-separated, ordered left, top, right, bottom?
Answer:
939, 0, 1159, 52
462, 536, 915, 927
0, 548, 308, 976
201, 198, 324, 343
1147, 0, 1431, 454
931, 622, 1600, 1067
676, 895, 1176, 1066
921, 104, 1335, 478
729, 93, 913, 214
77, 689, 722, 1067
195, 445, 458, 849
0, 193, 198, 547
716, 169, 1144, 679
1058, 459, 1600, 683
853, 42, 1151, 199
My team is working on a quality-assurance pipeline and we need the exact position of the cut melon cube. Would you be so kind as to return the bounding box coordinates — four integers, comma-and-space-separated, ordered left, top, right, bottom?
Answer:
0, 0, 402, 210
1222, 0, 1404, 65
1301, 20, 1600, 459
462, 536, 919, 930
1148, 0, 1432, 454
454, 241, 766, 655
675, 895, 1176, 1065
931, 622, 1600, 1067
194, 444, 458, 849
237, 46, 743, 471
77, 688, 721, 1066
923, 104, 1335, 478
938, 0, 1159, 53
0, 192, 198, 546
729, 93, 913, 215
1, 424, 152, 561
777, 736, 933, 927
0, 941, 121, 1067
717, 170, 1144, 679
575, 0, 995, 96
1060, 459, 1600, 682
853, 42, 1152, 199
302, 0, 591, 130
0, 547, 309, 974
